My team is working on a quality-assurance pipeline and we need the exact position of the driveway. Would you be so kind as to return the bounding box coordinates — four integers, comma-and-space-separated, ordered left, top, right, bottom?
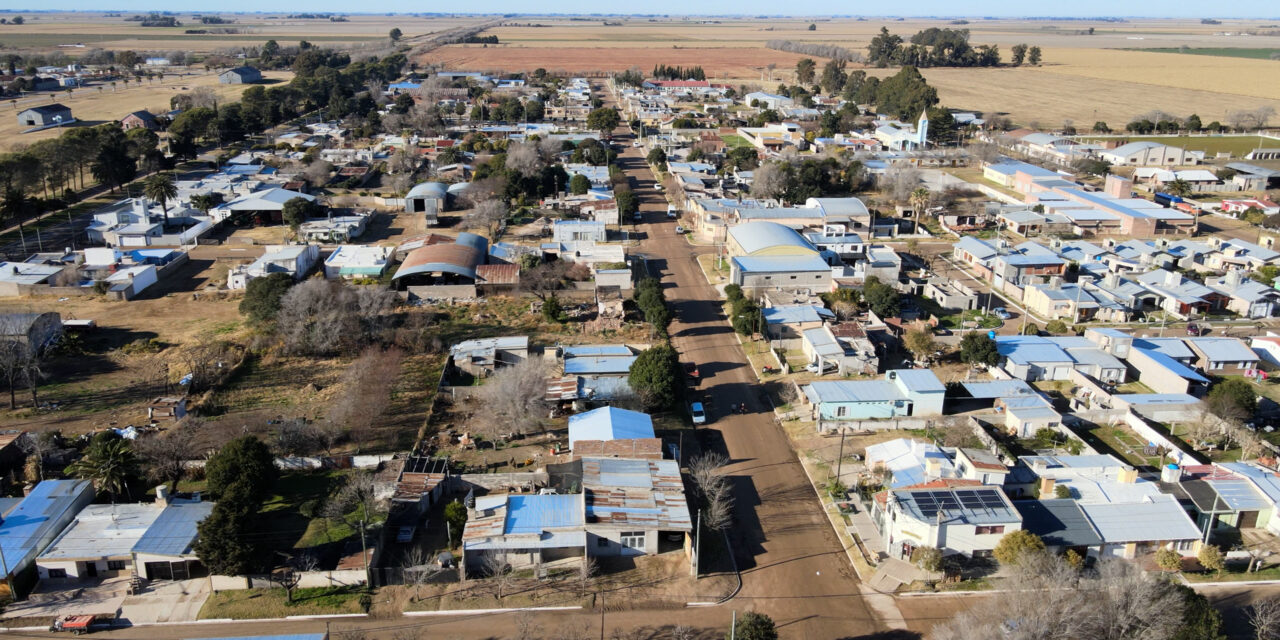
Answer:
117, 578, 211, 625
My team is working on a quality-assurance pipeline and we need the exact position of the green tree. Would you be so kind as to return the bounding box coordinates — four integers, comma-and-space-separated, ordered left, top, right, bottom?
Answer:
616, 189, 639, 220
1198, 544, 1225, 577
1092, 121, 1111, 133
1207, 377, 1257, 420
1045, 319, 1069, 334
204, 435, 278, 503
993, 529, 1045, 566
960, 332, 1000, 366
542, 295, 566, 323
807, 23, 816, 31
873, 66, 939, 121
0, 187, 31, 239
1171, 583, 1224, 640
389, 27, 402, 41
795, 58, 816, 85
190, 192, 223, 215
586, 107, 620, 137
820, 59, 847, 95
568, 173, 591, 195
729, 612, 778, 640
65, 432, 139, 501
646, 147, 667, 171
1164, 178, 1192, 197
629, 343, 682, 410
193, 500, 258, 576
281, 196, 317, 231
1027, 46, 1042, 65
1010, 43, 1028, 66
239, 272, 294, 324
91, 127, 137, 192
911, 546, 943, 572
143, 172, 178, 224
862, 276, 900, 318
443, 499, 467, 547
905, 328, 938, 362
1155, 547, 1182, 572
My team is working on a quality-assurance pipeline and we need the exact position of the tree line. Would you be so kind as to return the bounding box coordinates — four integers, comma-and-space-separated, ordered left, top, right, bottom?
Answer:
651, 64, 706, 81
765, 39, 862, 63
868, 26, 1040, 68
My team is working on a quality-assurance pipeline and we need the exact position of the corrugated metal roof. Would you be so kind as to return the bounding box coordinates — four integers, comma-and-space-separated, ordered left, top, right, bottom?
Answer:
891, 369, 946, 393
1080, 495, 1200, 543
1014, 499, 1102, 547
762, 305, 834, 325
805, 380, 904, 404
582, 458, 691, 531
568, 407, 654, 449
563, 345, 634, 358
728, 221, 817, 255
960, 380, 1037, 399
1206, 479, 1270, 511
564, 356, 636, 375
506, 494, 584, 533
0, 479, 93, 572
131, 501, 214, 556
731, 255, 831, 273
1187, 337, 1259, 363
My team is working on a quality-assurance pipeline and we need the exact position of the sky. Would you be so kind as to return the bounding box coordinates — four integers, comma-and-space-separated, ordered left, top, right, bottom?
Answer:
4, 2, 1277, 17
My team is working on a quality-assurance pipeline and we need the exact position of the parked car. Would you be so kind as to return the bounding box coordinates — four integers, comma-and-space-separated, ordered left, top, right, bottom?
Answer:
690, 402, 707, 424
805, 361, 838, 374
992, 307, 1012, 320
396, 525, 417, 543
633, 212, 643, 221
1186, 323, 1202, 336
675, 225, 685, 234
683, 362, 701, 380
667, 205, 678, 219
632, 140, 643, 147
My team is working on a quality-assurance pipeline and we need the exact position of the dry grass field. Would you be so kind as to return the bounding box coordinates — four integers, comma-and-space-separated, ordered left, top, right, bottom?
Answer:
424, 45, 812, 78
0, 13, 484, 53
0, 69, 293, 152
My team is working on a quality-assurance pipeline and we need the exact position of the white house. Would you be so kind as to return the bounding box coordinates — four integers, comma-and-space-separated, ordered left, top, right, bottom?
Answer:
874, 484, 1022, 561
323, 245, 393, 280
227, 244, 320, 289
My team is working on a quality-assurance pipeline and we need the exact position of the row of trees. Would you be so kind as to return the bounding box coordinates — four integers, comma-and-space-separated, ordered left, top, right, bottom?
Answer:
766, 39, 861, 63
868, 27, 1019, 68
1120, 107, 1274, 134
651, 64, 706, 81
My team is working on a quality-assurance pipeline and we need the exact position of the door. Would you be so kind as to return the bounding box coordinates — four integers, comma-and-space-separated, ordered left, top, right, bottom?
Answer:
170, 561, 190, 581
1240, 511, 1260, 529
145, 561, 172, 581
85, 562, 98, 578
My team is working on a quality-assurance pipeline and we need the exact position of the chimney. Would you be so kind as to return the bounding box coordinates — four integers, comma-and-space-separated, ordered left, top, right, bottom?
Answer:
1104, 272, 1120, 290
1117, 467, 1139, 484
925, 457, 942, 479
156, 485, 170, 507
1038, 477, 1056, 498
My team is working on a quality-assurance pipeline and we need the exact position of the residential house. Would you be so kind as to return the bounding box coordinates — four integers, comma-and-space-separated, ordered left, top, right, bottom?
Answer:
864, 438, 955, 488
1135, 269, 1226, 317
1186, 337, 1260, 376
37, 491, 213, 582
462, 493, 586, 572
568, 407, 655, 451
800, 325, 878, 375
582, 457, 691, 556
762, 305, 834, 343
323, 245, 393, 280
1000, 395, 1064, 438
0, 480, 95, 587
1206, 271, 1280, 318
226, 245, 320, 290
562, 344, 636, 379
802, 370, 945, 430
553, 220, 607, 244
875, 485, 1022, 560
120, 110, 159, 131
212, 188, 316, 225
952, 448, 1011, 486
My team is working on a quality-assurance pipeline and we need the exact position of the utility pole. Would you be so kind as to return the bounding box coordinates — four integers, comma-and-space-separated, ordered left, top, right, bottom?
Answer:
693, 510, 701, 579
835, 427, 847, 488
359, 518, 370, 588
730, 610, 737, 640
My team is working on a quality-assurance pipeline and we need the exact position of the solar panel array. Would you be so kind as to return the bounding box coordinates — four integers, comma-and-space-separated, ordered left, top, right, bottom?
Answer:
911, 489, 1008, 518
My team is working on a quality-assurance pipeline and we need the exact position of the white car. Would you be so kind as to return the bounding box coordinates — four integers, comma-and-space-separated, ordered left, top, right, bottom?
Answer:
632, 140, 643, 147
805, 361, 838, 375
690, 402, 707, 424
675, 225, 685, 234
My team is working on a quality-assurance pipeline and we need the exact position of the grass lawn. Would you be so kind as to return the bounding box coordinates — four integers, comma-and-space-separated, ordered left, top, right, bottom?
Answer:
1182, 565, 1280, 583
696, 253, 729, 285
721, 134, 753, 149
1128, 47, 1280, 61
198, 586, 367, 619
1078, 135, 1272, 157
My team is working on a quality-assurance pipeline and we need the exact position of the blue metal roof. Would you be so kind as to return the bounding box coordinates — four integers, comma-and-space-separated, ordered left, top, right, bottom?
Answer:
960, 380, 1037, 399
563, 345, 633, 358
804, 380, 904, 404
0, 480, 93, 574
133, 501, 214, 556
505, 494, 583, 533
1188, 338, 1259, 363
568, 407, 654, 448
731, 255, 830, 273
763, 305, 834, 325
1135, 348, 1209, 383
892, 369, 946, 393
564, 356, 636, 375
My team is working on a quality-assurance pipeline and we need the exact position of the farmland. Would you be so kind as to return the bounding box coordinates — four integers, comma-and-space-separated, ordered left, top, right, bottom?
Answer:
422, 45, 811, 79
1126, 47, 1280, 60
0, 69, 293, 153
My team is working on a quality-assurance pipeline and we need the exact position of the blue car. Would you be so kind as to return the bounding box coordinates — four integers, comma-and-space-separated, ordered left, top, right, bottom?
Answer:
992, 307, 1012, 320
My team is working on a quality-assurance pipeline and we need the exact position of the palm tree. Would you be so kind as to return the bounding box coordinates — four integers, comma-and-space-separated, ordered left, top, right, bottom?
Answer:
143, 173, 178, 225
189, 193, 221, 216
66, 437, 139, 501
909, 187, 931, 233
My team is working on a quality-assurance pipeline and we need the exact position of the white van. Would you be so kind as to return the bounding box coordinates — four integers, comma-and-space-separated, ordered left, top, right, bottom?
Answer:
666, 204, 678, 219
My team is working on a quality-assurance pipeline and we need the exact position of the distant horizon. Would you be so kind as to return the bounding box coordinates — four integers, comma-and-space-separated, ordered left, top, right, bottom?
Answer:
0, 7, 1277, 19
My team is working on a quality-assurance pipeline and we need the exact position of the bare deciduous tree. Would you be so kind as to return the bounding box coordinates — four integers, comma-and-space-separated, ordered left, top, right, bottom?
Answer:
879, 166, 923, 204
930, 552, 1184, 640
689, 453, 734, 531
462, 199, 508, 238
505, 142, 544, 178
481, 553, 515, 600
324, 470, 384, 525
750, 161, 788, 200
1249, 597, 1280, 640
136, 419, 199, 490
276, 280, 398, 356
401, 545, 440, 602
304, 160, 334, 187
537, 135, 563, 162
476, 357, 550, 436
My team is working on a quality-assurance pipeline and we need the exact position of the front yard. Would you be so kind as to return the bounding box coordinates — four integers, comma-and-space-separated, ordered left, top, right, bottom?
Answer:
200, 586, 368, 619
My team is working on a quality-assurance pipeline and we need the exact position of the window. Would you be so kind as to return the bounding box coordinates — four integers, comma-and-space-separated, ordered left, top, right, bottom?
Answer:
789, 275, 797, 280
972, 549, 994, 559
597, 537, 610, 548
975, 525, 1006, 535
836, 406, 848, 417
620, 531, 646, 550
108, 560, 127, 571
47, 568, 67, 579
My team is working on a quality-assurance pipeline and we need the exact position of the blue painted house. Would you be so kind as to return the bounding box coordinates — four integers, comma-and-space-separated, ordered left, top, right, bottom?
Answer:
803, 370, 945, 430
